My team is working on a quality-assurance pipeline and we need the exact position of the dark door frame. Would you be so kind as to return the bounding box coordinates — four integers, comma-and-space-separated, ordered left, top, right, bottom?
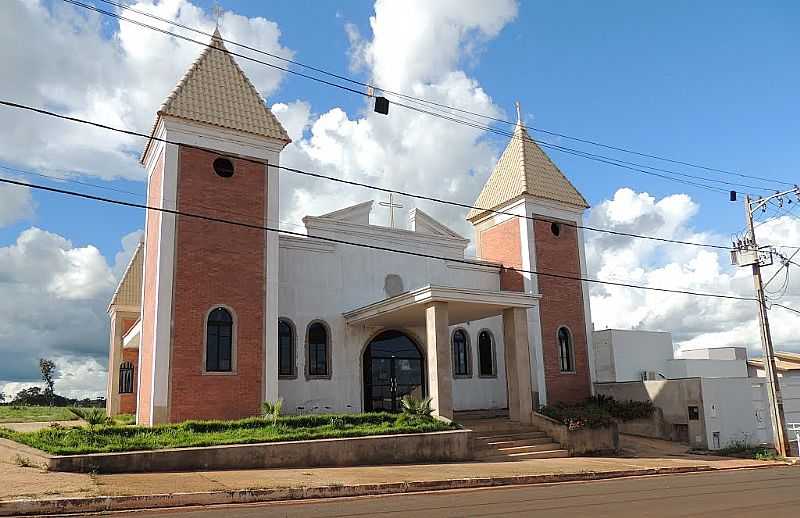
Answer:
362, 330, 426, 412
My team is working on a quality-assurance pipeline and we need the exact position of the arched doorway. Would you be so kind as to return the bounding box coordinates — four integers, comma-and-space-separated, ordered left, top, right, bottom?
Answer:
363, 330, 426, 412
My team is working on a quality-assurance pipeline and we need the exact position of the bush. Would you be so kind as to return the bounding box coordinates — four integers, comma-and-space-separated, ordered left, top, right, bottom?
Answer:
588, 395, 655, 421
400, 396, 434, 420
68, 407, 110, 429
261, 399, 283, 425
539, 402, 616, 430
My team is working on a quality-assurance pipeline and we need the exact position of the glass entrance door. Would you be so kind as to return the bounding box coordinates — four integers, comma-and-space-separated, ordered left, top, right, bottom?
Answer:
363, 331, 425, 412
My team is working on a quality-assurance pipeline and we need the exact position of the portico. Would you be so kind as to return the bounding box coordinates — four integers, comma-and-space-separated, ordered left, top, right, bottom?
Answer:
343, 285, 539, 423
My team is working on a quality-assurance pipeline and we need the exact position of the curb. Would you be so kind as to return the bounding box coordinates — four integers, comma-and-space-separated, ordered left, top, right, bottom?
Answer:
0, 463, 787, 516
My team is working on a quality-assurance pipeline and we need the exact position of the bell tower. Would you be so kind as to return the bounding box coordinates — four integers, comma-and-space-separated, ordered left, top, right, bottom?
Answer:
467, 102, 594, 405
137, 30, 291, 425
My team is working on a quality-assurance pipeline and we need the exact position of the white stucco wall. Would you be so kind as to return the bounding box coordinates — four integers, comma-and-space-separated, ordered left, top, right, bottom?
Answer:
750, 368, 800, 427
666, 359, 749, 379
592, 329, 674, 382
701, 378, 773, 448
276, 212, 510, 414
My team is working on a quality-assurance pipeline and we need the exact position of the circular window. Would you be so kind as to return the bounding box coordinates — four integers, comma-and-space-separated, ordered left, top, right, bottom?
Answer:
550, 222, 561, 237
213, 157, 234, 178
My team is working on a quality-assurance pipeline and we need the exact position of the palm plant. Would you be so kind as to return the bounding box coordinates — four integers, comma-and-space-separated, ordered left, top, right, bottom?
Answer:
68, 407, 110, 430
261, 398, 284, 425
400, 396, 434, 420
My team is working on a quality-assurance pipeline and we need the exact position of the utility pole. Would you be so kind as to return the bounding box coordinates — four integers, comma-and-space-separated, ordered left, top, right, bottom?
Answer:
733, 190, 798, 457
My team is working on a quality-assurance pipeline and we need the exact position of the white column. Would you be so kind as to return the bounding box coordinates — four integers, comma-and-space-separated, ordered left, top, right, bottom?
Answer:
504, 307, 534, 424
264, 159, 280, 403
425, 302, 453, 420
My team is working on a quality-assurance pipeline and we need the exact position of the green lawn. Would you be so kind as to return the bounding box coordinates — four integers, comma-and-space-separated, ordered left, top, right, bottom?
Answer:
0, 413, 453, 455
0, 406, 79, 423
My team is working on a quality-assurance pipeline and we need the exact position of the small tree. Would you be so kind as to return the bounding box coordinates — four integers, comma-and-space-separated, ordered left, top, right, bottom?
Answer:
0, 391, 5, 404
39, 358, 56, 406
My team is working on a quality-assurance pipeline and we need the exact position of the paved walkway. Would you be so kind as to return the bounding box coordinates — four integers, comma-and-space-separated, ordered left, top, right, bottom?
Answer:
0, 434, 784, 502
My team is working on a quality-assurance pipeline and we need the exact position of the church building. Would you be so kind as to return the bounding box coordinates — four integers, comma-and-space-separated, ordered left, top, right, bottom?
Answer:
106, 31, 595, 426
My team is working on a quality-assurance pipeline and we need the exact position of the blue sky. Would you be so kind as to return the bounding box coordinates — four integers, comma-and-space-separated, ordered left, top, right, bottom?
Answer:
4, 0, 798, 261
0, 0, 798, 394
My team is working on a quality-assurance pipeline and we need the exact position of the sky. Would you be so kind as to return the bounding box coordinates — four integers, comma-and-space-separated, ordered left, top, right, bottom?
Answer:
0, 0, 798, 398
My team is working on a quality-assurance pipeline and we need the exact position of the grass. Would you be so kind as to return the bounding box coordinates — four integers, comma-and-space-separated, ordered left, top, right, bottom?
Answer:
712, 439, 782, 461
0, 406, 79, 423
0, 412, 455, 455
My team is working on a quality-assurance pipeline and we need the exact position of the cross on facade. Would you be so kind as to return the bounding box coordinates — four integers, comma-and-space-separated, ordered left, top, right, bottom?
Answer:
378, 193, 404, 228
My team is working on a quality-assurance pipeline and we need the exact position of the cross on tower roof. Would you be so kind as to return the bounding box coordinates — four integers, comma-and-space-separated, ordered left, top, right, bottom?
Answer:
515, 100, 522, 125
212, 1, 224, 30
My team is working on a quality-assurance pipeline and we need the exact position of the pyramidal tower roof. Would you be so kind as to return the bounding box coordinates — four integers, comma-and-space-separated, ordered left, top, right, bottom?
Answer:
467, 103, 588, 222
142, 28, 290, 160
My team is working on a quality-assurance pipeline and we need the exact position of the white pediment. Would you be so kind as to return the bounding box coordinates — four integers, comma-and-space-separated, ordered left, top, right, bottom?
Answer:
408, 208, 465, 239
309, 200, 373, 225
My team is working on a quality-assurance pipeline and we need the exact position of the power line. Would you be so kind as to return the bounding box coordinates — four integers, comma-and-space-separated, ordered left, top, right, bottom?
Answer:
90, 0, 790, 189
1, 99, 748, 252
0, 176, 756, 302
771, 303, 800, 316
61, 0, 780, 195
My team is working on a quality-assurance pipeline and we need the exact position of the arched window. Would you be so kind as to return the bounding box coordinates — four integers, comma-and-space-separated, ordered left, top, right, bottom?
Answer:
278, 319, 296, 378
307, 321, 330, 378
478, 330, 495, 377
119, 361, 134, 394
452, 329, 471, 377
558, 326, 575, 373
206, 307, 233, 372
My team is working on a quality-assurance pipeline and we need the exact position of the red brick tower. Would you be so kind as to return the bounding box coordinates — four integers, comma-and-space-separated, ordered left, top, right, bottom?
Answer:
136, 31, 290, 425
467, 103, 594, 406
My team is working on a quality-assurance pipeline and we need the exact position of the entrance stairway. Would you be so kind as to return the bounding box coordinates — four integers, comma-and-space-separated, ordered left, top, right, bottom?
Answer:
454, 410, 569, 461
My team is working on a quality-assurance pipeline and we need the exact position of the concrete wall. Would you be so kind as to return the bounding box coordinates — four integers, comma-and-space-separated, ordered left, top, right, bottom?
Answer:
0, 430, 472, 474
278, 222, 509, 414
593, 330, 674, 383
750, 368, 800, 427
595, 379, 707, 448
679, 347, 747, 360
666, 359, 748, 379
531, 412, 619, 454
700, 378, 773, 448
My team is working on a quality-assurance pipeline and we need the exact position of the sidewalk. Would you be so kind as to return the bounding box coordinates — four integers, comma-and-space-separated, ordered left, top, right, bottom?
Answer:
0, 434, 793, 515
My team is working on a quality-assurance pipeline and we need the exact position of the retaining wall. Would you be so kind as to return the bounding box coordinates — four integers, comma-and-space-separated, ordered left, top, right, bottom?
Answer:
0, 430, 473, 474
531, 412, 619, 454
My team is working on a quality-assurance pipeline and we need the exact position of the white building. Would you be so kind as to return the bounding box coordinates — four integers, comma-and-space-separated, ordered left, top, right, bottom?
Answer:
593, 329, 772, 450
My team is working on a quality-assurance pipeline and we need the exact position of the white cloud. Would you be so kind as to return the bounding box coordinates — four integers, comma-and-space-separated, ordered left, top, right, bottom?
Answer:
0, 0, 292, 181
0, 356, 107, 401
0, 180, 35, 227
587, 188, 800, 356
274, 0, 518, 239
0, 227, 137, 389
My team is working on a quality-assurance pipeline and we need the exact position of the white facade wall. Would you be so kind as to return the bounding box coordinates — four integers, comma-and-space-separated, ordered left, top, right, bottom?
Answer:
592, 329, 674, 382
277, 214, 510, 414
750, 368, 800, 427
701, 378, 773, 448
666, 359, 749, 379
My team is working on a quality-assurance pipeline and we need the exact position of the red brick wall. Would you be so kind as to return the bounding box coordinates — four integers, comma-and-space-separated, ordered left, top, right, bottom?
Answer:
533, 219, 591, 404
479, 218, 524, 292
137, 154, 163, 425
169, 147, 266, 422
119, 348, 139, 415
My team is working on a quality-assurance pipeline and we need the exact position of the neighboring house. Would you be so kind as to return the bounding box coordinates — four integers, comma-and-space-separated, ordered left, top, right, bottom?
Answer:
748, 352, 800, 428
593, 329, 771, 450
107, 30, 596, 426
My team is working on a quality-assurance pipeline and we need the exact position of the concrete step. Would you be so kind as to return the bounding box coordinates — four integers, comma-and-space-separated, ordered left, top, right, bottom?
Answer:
496, 442, 563, 454
482, 436, 553, 448
480, 449, 569, 461
476, 430, 549, 441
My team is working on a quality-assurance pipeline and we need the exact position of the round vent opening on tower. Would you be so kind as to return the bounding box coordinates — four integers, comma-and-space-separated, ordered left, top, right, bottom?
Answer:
550, 222, 561, 237
213, 157, 235, 178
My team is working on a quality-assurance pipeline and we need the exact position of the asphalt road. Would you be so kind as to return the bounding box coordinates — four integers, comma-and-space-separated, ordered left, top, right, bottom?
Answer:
116, 467, 800, 518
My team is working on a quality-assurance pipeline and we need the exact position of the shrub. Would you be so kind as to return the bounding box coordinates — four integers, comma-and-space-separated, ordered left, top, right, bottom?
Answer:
400, 396, 434, 420
329, 416, 346, 429
261, 399, 283, 425
588, 395, 655, 421
539, 402, 616, 430
68, 407, 110, 429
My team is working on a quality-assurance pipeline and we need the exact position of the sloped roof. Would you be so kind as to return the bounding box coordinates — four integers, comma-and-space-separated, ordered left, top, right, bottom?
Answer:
142, 29, 290, 161
748, 352, 800, 372
108, 241, 143, 311
467, 115, 589, 222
